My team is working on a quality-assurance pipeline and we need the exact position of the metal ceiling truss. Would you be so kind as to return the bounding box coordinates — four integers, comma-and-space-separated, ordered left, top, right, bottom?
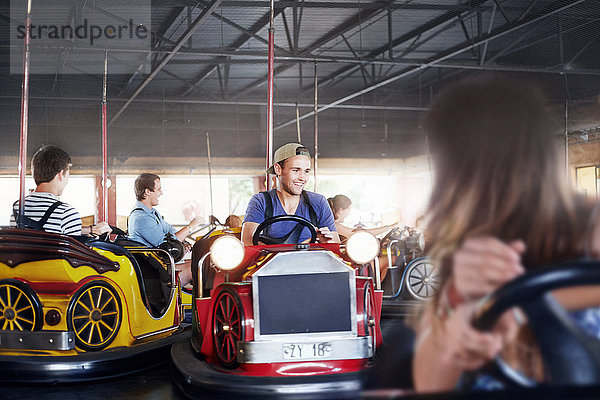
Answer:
565, 31, 600, 67
398, 2, 599, 100
110, 0, 592, 107
506, 14, 600, 63
305, 0, 580, 96
233, 0, 397, 99
303, 0, 491, 96
0, 95, 426, 112
328, 0, 597, 105
275, 0, 587, 130
110, 0, 222, 125
113, 4, 189, 98
179, 6, 286, 97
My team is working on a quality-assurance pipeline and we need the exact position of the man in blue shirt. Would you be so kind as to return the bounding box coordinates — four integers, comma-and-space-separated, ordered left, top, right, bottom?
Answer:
241, 143, 340, 246
128, 173, 202, 285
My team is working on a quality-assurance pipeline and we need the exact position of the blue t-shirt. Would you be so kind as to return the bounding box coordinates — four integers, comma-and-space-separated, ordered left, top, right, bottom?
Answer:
128, 201, 177, 247
243, 189, 336, 243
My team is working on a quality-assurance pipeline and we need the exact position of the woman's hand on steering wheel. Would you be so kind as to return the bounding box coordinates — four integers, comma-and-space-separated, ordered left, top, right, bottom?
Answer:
452, 236, 525, 300
470, 260, 600, 387
439, 302, 503, 371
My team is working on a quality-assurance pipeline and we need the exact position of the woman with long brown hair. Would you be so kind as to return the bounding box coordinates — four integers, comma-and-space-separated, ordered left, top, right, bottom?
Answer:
412, 76, 600, 391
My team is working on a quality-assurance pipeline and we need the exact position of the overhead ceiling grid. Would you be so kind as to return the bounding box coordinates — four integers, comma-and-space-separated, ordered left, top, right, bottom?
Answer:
0, 0, 599, 171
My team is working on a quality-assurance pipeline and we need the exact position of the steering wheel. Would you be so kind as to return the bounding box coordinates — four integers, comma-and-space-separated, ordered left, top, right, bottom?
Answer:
158, 234, 185, 263
99, 225, 127, 241
471, 260, 600, 387
380, 226, 404, 246
252, 215, 317, 245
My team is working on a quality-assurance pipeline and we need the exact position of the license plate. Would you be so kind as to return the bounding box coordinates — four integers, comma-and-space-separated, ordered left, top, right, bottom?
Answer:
282, 342, 332, 359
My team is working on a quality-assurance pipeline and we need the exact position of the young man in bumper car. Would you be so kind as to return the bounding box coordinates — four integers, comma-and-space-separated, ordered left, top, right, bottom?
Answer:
171, 143, 383, 399
1, 148, 188, 382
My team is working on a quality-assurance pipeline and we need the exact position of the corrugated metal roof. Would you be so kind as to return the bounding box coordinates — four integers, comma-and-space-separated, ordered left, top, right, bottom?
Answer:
1, 0, 599, 163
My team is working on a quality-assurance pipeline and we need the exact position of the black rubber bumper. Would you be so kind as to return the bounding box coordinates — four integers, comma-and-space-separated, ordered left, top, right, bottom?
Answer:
170, 340, 364, 400
381, 300, 422, 319
0, 326, 190, 383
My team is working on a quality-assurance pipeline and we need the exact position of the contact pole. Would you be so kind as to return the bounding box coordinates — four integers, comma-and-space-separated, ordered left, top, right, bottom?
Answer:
206, 132, 214, 220
296, 103, 301, 143
17, 0, 33, 227
564, 100, 569, 183
265, 0, 275, 190
313, 62, 318, 192
101, 50, 109, 222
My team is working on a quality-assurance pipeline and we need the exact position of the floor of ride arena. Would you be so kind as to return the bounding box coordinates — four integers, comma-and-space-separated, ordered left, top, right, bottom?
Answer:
0, 318, 413, 400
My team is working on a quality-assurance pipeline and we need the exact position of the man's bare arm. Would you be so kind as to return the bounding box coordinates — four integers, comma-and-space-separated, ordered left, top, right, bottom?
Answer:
241, 221, 259, 246
317, 227, 340, 244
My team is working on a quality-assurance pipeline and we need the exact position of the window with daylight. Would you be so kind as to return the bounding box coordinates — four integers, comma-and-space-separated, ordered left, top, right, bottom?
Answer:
0, 176, 95, 226
576, 166, 599, 200
115, 175, 254, 230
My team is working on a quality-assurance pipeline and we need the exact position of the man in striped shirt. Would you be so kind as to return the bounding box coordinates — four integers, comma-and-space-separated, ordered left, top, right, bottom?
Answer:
11, 145, 111, 236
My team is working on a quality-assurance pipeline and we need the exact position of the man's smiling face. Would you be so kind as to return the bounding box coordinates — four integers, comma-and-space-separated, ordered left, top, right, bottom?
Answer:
276, 155, 311, 196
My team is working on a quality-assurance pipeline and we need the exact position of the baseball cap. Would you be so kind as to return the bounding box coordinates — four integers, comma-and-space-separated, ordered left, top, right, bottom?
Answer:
266, 143, 311, 174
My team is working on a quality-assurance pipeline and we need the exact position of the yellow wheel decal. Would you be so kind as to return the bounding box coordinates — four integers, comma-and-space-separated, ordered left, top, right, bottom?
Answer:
77, 320, 92, 336
95, 288, 103, 308
15, 305, 33, 313
69, 283, 121, 350
0, 283, 38, 331
16, 316, 33, 324
14, 292, 22, 306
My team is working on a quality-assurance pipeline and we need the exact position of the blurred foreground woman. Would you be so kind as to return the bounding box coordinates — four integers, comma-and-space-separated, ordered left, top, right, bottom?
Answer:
413, 76, 600, 391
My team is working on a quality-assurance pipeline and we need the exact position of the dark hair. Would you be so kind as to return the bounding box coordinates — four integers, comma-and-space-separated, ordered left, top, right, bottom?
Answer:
31, 145, 72, 185
328, 194, 352, 219
135, 173, 160, 201
328, 194, 351, 212
225, 214, 242, 228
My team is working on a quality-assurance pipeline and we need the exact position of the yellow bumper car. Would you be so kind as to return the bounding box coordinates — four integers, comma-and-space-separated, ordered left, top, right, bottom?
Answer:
0, 227, 189, 382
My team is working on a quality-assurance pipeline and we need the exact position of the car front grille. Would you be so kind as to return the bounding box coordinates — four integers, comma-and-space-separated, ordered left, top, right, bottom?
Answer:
257, 271, 352, 335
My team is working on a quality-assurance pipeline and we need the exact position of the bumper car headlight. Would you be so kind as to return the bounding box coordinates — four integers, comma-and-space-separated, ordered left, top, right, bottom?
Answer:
210, 235, 245, 271
407, 233, 426, 252
346, 230, 380, 264
418, 233, 425, 251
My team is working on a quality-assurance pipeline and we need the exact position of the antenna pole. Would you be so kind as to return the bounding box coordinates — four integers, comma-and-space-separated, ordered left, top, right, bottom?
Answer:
17, 0, 33, 227
206, 132, 214, 220
265, 0, 275, 190
313, 62, 319, 191
296, 103, 301, 143
101, 50, 109, 222
564, 99, 569, 183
